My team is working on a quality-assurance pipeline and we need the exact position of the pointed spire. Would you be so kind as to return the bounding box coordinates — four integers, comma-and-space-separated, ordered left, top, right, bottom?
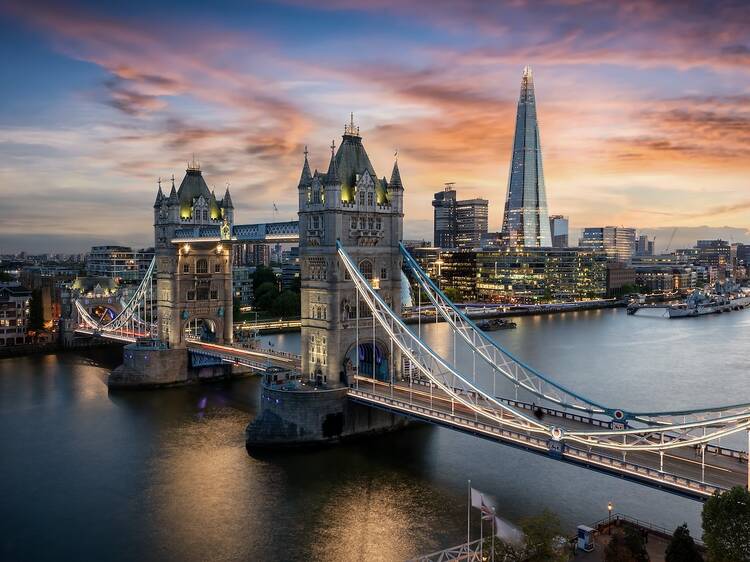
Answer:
298, 145, 312, 187
167, 180, 178, 206
325, 139, 338, 183
223, 185, 234, 208
389, 159, 403, 189
154, 179, 164, 207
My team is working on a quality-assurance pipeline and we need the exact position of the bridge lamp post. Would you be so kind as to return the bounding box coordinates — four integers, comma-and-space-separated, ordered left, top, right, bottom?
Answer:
607, 502, 613, 534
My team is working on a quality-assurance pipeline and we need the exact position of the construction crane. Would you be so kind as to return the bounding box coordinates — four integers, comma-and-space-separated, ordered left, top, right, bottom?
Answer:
664, 227, 678, 252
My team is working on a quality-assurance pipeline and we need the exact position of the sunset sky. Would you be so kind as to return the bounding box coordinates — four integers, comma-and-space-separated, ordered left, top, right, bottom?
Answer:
1, 0, 749, 252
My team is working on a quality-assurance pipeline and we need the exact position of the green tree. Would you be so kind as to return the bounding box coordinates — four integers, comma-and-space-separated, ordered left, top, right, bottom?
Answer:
605, 530, 636, 562
622, 525, 649, 562
665, 523, 702, 562
252, 266, 277, 292
520, 509, 568, 562
271, 290, 301, 318
28, 289, 45, 331
702, 486, 750, 562
254, 281, 279, 312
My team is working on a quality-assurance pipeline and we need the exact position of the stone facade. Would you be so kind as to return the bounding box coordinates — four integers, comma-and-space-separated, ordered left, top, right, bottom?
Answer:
245, 385, 408, 447
297, 122, 404, 386
153, 164, 234, 348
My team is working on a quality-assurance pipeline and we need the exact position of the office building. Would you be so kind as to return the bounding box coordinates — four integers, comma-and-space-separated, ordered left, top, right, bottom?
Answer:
579, 227, 635, 263
635, 235, 654, 256
432, 185, 488, 249
0, 284, 31, 347
549, 215, 569, 248
500, 66, 552, 247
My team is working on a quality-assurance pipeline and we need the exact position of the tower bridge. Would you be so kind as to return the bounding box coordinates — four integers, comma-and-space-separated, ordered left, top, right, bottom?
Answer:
71, 119, 750, 500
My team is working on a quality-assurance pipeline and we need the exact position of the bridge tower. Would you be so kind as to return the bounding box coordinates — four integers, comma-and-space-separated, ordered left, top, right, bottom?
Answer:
298, 118, 404, 386
153, 162, 235, 347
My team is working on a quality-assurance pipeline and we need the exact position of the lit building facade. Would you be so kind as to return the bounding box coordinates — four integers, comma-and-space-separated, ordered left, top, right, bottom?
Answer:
432, 187, 488, 249
549, 215, 569, 248
580, 227, 635, 263
0, 285, 31, 347
500, 67, 552, 247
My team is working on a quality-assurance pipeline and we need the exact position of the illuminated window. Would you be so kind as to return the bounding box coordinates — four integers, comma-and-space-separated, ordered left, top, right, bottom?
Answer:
196, 259, 208, 274
183, 263, 190, 273
214, 263, 221, 273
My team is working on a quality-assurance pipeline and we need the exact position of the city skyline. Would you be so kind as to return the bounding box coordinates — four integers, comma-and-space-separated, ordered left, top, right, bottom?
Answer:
1, 0, 750, 252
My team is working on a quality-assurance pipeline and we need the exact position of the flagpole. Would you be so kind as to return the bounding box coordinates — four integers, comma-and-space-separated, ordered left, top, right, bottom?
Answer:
480, 508, 483, 560
491, 507, 495, 562
467, 480, 471, 554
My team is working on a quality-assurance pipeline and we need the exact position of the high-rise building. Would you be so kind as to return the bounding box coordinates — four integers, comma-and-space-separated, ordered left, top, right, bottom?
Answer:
500, 66, 552, 247
580, 227, 635, 263
432, 185, 488, 249
549, 215, 569, 247
432, 186, 457, 248
635, 235, 654, 256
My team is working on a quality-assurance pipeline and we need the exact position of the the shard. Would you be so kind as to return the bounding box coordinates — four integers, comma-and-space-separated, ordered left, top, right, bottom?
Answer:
500, 66, 552, 247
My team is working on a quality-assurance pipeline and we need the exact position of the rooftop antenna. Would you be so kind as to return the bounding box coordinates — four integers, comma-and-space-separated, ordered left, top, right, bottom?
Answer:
394, 149, 399, 161
330, 139, 336, 154
157, 177, 161, 189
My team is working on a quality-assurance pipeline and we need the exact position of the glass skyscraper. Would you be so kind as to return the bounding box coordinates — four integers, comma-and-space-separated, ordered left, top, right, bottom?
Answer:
501, 66, 552, 247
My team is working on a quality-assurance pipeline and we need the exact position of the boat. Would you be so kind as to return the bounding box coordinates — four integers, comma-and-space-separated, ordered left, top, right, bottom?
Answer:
628, 288, 750, 319
476, 318, 517, 331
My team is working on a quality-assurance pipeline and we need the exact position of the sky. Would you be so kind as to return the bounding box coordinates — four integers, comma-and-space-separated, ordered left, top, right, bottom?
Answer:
0, 0, 749, 253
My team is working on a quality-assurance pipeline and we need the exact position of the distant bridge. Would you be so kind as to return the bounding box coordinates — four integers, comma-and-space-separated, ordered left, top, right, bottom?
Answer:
171, 220, 299, 244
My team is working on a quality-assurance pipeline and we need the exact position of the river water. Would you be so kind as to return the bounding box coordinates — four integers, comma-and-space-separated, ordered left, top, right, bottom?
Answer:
1, 308, 748, 561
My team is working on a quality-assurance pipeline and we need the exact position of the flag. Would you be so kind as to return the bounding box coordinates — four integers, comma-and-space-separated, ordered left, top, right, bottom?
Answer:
470, 488, 495, 520
494, 515, 525, 546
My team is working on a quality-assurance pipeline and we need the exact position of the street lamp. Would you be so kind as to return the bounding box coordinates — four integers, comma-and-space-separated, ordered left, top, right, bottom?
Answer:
607, 501, 613, 534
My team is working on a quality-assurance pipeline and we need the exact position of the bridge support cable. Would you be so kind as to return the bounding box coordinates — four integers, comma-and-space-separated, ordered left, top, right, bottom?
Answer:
74, 257, 157, 339
401, 244, 750, 430
338, 242, 549, 436
343, 242, 750, 455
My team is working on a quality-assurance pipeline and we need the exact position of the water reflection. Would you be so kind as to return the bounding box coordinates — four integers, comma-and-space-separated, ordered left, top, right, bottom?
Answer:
1, 308, 748, 560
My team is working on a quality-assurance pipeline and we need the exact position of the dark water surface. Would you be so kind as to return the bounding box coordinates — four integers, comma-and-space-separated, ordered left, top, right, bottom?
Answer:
1, 308, 748, 561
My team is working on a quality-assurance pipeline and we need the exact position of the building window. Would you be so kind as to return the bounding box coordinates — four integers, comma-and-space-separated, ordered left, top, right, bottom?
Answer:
367, 192, 373, 205
187, 290, 195, 301
196, 259, 208, 274
196, 287, 209, 300
210, 290, 218, 300
359, 259, 373, 280
214, 263, 221, 273
350, 217, 357, 229
183, 263, 190, 273
202, 210, 208, 221
381, 268, 388, 280
359, 192, 365, 205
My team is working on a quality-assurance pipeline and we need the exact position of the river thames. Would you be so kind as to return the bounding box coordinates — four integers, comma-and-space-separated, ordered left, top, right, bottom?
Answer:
1, 308, 748, 561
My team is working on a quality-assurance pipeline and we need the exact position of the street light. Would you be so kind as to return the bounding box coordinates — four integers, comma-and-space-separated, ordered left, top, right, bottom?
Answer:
607, 501, 613, 534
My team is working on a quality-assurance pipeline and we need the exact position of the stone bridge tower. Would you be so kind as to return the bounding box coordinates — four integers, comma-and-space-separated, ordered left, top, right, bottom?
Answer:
153, 162, 235, 348
298, 117, 404, 386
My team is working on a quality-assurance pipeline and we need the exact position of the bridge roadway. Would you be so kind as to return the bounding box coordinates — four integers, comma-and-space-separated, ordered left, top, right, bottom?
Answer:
186, 340, 302, 371
348, 377, 749, 500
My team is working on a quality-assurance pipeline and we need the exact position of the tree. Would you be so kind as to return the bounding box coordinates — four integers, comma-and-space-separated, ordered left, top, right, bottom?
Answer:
252, 266, 277, 292
702, 486, 750, 562
271, 290, 300, 318
604, 526, 649, 562
253, 281, 279, 312
665, 523, 702, 562
28, 289, 45, 332
520, 510, 568, 562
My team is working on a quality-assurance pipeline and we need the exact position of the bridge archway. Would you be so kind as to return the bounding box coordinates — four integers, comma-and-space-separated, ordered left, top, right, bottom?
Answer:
343, 339, 390, 384
184, 317, 218, 342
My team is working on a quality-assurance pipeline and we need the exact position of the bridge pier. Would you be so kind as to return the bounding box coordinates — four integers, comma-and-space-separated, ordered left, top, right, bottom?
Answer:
108, 340, 230, 388
245, 382, 408, 448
